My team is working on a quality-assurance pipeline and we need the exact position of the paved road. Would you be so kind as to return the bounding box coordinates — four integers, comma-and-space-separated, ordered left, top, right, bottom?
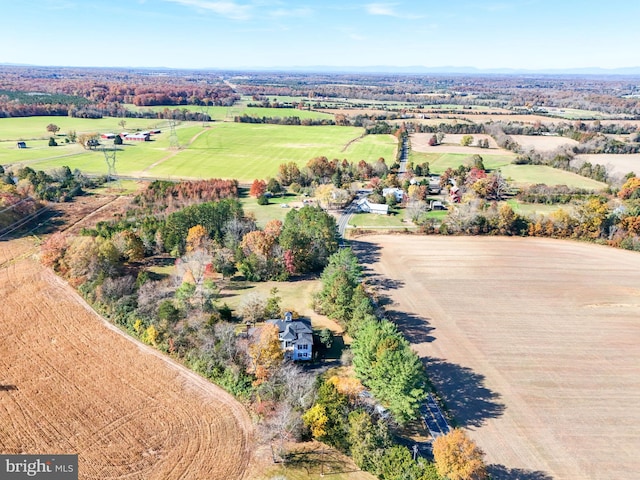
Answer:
336, 195, 361, 244
420, 393, 450, 438
398, 134, 409, 174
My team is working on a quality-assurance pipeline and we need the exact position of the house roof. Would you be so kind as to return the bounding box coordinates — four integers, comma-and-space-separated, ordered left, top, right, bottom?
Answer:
266, 318, 313, 346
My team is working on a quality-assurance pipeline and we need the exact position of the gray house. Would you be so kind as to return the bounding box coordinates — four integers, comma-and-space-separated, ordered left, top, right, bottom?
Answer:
266, 312, 313, 361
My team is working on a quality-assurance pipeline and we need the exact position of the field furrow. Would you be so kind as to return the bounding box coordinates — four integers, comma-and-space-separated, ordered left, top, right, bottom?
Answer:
0, 240, 254, 479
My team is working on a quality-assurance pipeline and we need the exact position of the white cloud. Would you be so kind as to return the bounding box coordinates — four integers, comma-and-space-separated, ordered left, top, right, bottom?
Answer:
366, 2, 398, 17
365, 2, 423, 19
164, 0, 252, 20
350, 33, 366, 41
269, 7, 313, 18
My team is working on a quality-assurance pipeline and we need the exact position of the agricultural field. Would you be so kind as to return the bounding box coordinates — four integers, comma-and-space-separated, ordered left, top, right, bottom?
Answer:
499, 164, 607, 189
411, 133, 502, 152
409, 139, 608, 190
145, 123, 396, 182
543, 107, 620, 120
510, 134, 579, 152
572, 153, 640, 178
2, 117, 397, 182
0, 238, 254, 480
357, 235, 640, 480
125, 103, 333, 122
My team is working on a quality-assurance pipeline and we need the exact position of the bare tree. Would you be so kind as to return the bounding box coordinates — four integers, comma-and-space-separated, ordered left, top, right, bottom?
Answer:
239, 292, 267, 325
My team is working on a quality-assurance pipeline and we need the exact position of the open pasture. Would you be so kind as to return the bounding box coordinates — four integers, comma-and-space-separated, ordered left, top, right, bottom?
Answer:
0, 116, 169, 141
409, 151, 514, 172
10, 124, 208, 176
409, 150, 607, 190
0, 238, 254, 479
4, 119, 397, 182
500, 164, 607, 189
145, 123, 397, 182
358, 235, 640, 480
510, 134, 579, 152
573, 153, 640, 178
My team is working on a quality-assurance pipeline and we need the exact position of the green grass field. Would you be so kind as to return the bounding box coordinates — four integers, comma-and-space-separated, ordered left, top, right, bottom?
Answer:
410, 151, 607, 190
506, 199, 571, 217
500, 164, 607, 190
6, 120, 396, 182
348, 210, 412, 228
0, 116, 170, 141
146, 123, 396, 182
410, 151, 514, 172
239, 192, 301, 227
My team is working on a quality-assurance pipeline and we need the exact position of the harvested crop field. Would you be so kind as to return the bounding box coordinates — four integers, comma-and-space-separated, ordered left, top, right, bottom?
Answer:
354, 235, 640, 480
573, 153, 640, 178
0, 239, 254, 479
411, 133, 509, 155
510, 135, 579, 152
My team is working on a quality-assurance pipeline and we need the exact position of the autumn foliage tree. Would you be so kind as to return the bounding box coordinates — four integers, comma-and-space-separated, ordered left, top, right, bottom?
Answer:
433, 428, 488, 480
618, 176, 640, 200
248, 323, 283, 385
250, 179, 267, 198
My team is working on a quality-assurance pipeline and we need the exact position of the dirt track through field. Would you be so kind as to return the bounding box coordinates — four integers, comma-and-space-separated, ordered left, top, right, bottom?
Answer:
355, 235, 640, 480
0, 238, 254, 479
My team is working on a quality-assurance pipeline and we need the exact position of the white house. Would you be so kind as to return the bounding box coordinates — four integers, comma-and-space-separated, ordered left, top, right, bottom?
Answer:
357, 198, 389, 215
382, 187, 404, 202
266, 312, 313, 361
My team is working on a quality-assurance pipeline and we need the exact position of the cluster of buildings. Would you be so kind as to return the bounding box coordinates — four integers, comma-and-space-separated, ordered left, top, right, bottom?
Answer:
100, 129, 161, 142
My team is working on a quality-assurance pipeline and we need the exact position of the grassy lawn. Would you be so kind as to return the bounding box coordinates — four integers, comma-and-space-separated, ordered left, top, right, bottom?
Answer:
425, 209, 448, 220
0, 139, 92, 167
258, 443, 375, 480
348, 210, 413, 229
239, 192, 302, 227
218, 278, 322, 323
506, 199, 573, 217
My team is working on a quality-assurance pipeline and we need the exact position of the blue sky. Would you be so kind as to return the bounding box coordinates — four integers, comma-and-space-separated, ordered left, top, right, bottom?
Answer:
1, 0, 639, 70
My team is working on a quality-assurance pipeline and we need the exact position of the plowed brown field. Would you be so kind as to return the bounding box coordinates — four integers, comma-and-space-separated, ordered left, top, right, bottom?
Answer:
356, 235, 640, 480
0, 238, 254, 479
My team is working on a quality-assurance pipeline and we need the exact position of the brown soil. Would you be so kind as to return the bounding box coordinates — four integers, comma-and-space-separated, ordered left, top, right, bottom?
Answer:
0, 237, 255, 479
354, 235, 640, 480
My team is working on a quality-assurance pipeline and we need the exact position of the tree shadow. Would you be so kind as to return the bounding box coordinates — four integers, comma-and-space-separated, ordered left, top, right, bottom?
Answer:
350, 239, 382, 267
387, 310, 435, 344
366, 274, 405, 292
423, 356, 505, 428
488, 464, 553, 480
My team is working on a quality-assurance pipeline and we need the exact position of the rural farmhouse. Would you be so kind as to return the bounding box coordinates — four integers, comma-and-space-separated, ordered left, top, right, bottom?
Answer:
266, 312, 313, 361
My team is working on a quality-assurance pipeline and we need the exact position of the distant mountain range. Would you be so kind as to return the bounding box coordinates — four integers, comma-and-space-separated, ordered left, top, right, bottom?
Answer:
2, 62, 640, 76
